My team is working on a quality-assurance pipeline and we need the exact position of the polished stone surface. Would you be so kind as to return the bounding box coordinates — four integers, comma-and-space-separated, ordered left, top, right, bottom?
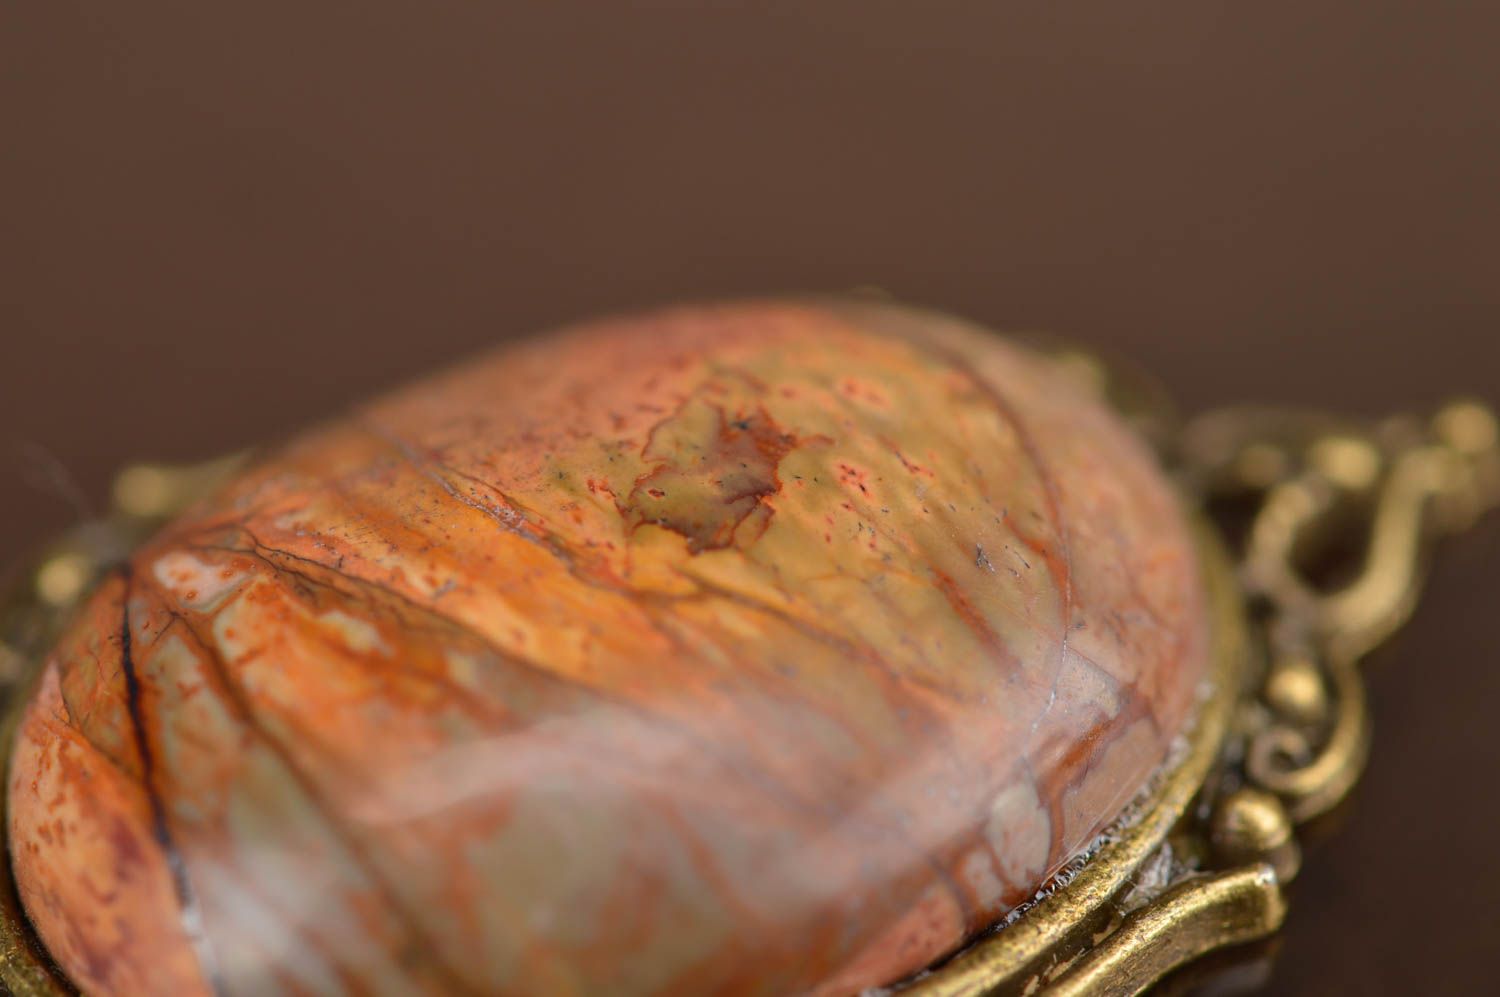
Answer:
8, 301, 1208, 995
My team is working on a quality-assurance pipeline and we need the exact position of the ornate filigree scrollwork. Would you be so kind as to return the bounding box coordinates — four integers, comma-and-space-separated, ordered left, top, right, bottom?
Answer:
1184, 399, 1500, 827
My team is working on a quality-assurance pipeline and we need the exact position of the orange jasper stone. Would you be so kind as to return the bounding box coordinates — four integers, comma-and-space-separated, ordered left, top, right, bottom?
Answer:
8, 301, 1208, 996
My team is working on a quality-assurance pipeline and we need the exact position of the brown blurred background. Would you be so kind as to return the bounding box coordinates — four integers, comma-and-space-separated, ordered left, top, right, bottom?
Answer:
3, 3, 1498, 994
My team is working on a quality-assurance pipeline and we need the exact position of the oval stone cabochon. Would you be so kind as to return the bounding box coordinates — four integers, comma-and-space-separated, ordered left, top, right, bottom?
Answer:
9, 300, 1207, 996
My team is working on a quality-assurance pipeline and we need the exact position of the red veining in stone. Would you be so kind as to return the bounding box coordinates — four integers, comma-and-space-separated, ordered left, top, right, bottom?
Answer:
8, 300, 1208, 996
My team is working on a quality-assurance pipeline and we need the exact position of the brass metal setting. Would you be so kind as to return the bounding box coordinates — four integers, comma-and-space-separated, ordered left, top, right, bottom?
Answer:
1041, 866, 1286, 997
0, 391, 1494, 996
1186, 399, 1500, 826
1208, 789, 1299, 884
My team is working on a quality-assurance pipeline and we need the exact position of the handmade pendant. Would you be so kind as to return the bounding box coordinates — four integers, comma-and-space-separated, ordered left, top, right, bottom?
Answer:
0, 300, 1492, 996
